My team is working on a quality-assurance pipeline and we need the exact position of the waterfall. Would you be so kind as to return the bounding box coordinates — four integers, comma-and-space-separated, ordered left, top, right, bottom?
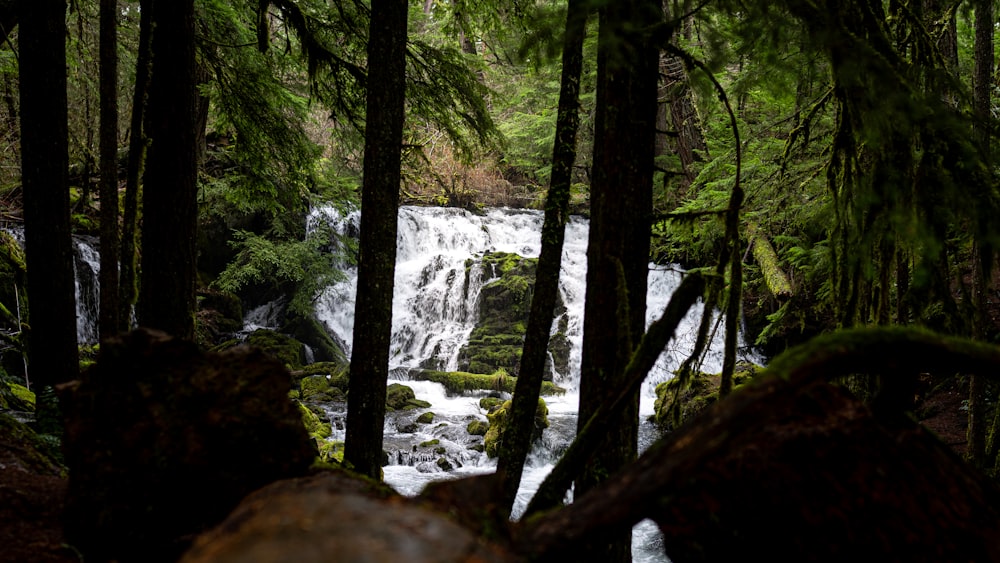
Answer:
311, 205, 761, 563
1, 227, 101, 346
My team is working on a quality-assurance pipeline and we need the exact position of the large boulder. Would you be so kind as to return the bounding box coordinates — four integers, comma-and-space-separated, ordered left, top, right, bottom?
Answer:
180, 471, 518, 563
457, 252, 571, 379
62, 328, 315, 562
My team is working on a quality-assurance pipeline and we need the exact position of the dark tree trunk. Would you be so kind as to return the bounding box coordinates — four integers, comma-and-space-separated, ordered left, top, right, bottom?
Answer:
0, 0, 16, 45
138, 0, 198, 340
98, 0, 119, 341
576, 0, 660, 559
496, 0, 588, 514
343, 0, 408, 480
119, 0, 153, 332
967, 0, 993, 470
19, 0, 79, 427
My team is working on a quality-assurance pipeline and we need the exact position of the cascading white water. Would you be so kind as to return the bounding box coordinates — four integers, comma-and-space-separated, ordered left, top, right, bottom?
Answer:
311, 205, 761, 563
1, 226, 101, 346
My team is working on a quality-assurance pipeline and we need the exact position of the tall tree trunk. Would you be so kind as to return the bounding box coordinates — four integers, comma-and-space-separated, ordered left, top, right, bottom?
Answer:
98, 0, 119, 340
343, 0, 408, 480
967, 0, 993, 470
119, 0, 153, 332
19, 0, 79, 431
496, 0, 588, 514
577, 0, 660, 559
138, 0, 198, 340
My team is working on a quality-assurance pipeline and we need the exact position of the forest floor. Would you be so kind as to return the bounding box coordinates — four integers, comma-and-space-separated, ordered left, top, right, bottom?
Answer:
0, 376, 980, 562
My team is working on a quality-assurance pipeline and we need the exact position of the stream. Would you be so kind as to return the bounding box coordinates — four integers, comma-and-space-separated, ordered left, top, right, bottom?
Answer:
309, 205, 761, 562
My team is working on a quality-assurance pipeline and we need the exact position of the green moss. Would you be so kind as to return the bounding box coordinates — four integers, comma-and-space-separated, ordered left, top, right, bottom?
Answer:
298, 362, 349, 390
298, 401, 332, 440
653, 362, 763, 431
419, 439, 440, 448
479, 396, 504, 412
0, 412, 65, 476
386, 383, 431, 411
416, 411, 435, 424
316, 439, 345, 464
246, 329, 305, 369
10, 383, 34, 409
466, 419, 489, 436
299, 374, 337, 403
483, 398, 548, 458
414, 369, 566, 396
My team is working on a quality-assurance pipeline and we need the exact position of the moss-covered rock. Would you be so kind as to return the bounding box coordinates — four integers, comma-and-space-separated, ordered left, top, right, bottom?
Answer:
0, 381, 34, 411
195, 289, 244, 348
414, 369, 565, 397
479, 396, 504, 412
0, 411, 65, 477
653, 361, 763, 432
281, 312, 347, 365
483, 398, 549, 458
416, 411, 435, 424
298, 401, 332, 440
296, 362, 349, 392
386, 383, 432, 411
316, 440, 345, 465
299, 374, 342, 403
456, 252, 570, 380
62, 328, 315, 562
246, 329, 306, 369
466, 419, 489, 436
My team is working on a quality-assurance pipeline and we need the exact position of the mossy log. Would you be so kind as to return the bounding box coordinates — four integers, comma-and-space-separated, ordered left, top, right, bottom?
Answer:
519, 326, 1000, 561
413, 369, 566, 396
747, 223, 792, 298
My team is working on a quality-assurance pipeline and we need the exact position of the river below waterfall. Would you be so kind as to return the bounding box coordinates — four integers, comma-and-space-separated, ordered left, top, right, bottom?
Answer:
310, 205, 761, 563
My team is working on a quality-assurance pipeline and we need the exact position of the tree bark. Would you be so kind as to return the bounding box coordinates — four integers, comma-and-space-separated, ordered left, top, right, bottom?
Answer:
119, 0, 153, 332
576, 1, 660, 559
343, 0, 408, 480
138, 0, 199, 340
496, 0, 588, 514
19, 0, 79, 427
98, 0, 119, 341
967, 0, 993, 470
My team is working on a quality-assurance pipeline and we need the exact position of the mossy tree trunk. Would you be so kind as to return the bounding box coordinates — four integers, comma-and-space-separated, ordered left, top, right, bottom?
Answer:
98, 0, 119, 341
496, 0, 588, 514
119, 0, 151, 333
343, 0, 408, 480
138, 0, 198, 340
576, 0, 660, 559
19, 0, 80, 428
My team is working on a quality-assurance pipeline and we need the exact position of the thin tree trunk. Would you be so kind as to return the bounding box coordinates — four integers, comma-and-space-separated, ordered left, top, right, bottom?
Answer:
19, 0, 79, 432
343, 0, 408, 480
496, 0, 588, 514
138, 0, 198, 340
119, 0, 152, 332
98, 0, 119, 340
